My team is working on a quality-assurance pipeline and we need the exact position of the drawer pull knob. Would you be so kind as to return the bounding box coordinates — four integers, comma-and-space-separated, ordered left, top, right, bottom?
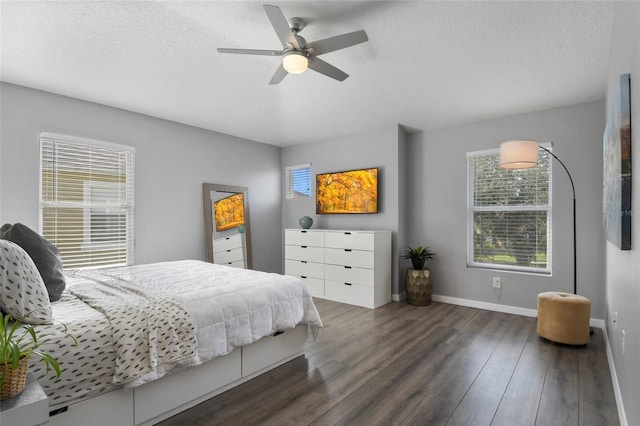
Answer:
225, 237, 230, 240
301, 230, 307, 233
344, 282, 352, 286
226, 249, 231, 252
301, 276, 307, 279
344, 232, 352, 235
344, 266, 352, 269
302, 245, 308, 248
301, 261, 308, 264
344, 249, 352, 252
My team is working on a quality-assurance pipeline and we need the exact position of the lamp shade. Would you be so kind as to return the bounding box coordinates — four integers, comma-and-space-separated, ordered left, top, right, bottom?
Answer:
500, 139, 540, 169
282, 52, 308, 74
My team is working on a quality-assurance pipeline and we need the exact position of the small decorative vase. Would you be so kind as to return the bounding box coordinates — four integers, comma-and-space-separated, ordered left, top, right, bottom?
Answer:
411, 258, 426, 270
237, 224, 245, 234
299, 216, 313, 229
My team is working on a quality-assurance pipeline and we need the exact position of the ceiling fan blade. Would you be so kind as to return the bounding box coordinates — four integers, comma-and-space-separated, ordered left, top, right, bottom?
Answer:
308, 57, 349, 81
263, 5, 300, 49
217, 48, 282, 56
306, 30, 368, 56
269, 63, 288, 85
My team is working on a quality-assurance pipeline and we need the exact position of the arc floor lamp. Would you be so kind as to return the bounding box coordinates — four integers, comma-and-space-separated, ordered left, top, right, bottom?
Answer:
499, 139, 577, 295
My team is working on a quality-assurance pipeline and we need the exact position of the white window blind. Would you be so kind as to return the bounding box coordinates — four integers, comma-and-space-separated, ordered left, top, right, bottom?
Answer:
285, 163, 312, 199
467, 147, 552, 274
40, 133, 135, 269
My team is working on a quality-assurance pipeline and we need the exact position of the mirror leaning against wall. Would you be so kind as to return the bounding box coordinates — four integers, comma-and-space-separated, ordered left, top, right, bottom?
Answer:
203, 183, 252, 269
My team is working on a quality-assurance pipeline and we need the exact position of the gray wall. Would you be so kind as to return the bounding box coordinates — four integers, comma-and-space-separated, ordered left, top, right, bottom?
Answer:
0, 83, 283, 273
407, 100, 606, 318
280, 124, 409, 294
605, 2, 640, 425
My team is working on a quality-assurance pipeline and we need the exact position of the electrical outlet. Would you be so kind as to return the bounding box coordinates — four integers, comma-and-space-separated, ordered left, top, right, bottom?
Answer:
492, 277, 501, 289
622, 330, 626, 355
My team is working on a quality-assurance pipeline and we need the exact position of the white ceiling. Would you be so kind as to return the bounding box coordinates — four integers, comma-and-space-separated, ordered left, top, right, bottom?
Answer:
1, 1, 613, 147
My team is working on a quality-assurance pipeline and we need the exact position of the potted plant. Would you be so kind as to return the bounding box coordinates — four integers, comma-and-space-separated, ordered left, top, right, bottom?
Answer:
402, 245, 435, 270
402, 245, 436, 306
0, 312, 75, 400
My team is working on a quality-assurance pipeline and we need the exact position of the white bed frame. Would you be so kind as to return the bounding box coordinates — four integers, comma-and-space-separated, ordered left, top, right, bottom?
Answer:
45, 324, 310, 426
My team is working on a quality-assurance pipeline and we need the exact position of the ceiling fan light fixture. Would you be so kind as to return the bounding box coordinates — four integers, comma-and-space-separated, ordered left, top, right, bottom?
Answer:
282, 51, 308, 74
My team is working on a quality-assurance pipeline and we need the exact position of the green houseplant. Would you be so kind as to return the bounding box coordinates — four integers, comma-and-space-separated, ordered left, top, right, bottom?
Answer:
402, 245, 435, 270
0, 312, 76, 399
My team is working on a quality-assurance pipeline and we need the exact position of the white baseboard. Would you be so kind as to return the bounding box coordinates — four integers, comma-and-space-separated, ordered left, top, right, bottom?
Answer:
392, 292, 406, 302
430, 294, 605, 328
602, 326, 628, 426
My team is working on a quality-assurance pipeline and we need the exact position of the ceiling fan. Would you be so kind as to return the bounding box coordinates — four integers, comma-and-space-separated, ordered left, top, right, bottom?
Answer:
217, 4, 369, 84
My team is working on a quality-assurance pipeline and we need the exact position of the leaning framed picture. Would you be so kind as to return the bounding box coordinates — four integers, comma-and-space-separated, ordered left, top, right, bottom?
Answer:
603, 73, 632, 250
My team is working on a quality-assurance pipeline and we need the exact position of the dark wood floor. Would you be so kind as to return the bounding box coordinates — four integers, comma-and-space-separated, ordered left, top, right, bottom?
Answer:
158, 299, 619, 426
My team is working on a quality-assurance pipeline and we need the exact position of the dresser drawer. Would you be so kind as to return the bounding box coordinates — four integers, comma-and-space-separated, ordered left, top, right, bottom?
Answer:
285, 229, 324, 247
285, 260, 324, 279
325, 264, 374, 287
325, 280, 373, 308
214, 234, 242, 252
325, 248, 374, 269
285, 245, 324, 262
325, 231, 374, 251
215, 247, 244, 264
297, 276, 325, 297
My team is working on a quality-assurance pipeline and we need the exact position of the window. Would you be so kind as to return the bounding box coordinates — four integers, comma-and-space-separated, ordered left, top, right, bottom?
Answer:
40, 133, 135, 269
467, 147, 551, 274
285, 163, 312, 199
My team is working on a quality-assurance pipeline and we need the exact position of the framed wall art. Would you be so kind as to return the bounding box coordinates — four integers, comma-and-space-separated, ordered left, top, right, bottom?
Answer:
603, 73, 632, 250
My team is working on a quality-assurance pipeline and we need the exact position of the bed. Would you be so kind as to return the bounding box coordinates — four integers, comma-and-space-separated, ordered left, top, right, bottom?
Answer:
1, 242, 322, 426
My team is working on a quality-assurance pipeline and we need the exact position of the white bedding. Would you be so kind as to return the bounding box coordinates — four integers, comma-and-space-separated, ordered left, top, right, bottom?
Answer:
30, 260, 323, 408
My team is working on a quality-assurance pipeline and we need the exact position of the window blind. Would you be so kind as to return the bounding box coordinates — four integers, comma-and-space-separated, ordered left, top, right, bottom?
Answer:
40, 133, 135, 269
285, 163, 312, 199
467, 147, 552, 274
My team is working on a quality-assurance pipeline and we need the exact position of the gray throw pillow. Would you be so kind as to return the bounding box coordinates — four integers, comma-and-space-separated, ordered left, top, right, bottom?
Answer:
0, 223, 66, 301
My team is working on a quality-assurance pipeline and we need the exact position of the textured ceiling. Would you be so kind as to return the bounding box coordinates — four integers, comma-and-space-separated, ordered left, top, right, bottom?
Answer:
1, 1, 613, 147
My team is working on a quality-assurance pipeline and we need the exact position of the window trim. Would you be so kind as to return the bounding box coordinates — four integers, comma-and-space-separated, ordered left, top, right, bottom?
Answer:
466, 145, 553, 275
285, 163, 312, 200
39, 132, 135, 269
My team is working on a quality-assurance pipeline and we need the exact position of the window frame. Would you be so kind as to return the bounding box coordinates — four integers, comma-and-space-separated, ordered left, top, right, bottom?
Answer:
285, 163, 312, 200
39, 132, 135, 269
466, 145, 553, 275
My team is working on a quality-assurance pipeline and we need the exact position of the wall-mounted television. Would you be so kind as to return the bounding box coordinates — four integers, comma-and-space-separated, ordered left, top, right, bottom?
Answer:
316, 167, 378, 214
213, 193, 245, 231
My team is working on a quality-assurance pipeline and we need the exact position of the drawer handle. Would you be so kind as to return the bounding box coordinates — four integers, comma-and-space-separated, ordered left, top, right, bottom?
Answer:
344, 232, 352, 235
302, 245, 308, 248
225, 237, 230, 240
226, 249, 231, 252
344, 282, 352, 286
301, 260, 308, 264
301, 276, 307, 279
344, 266, 352, 269
301, 230, 307, 233
344, 249, 352, 252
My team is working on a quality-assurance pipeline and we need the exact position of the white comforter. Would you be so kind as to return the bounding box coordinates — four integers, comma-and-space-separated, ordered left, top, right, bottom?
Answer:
67, 260, 323, 387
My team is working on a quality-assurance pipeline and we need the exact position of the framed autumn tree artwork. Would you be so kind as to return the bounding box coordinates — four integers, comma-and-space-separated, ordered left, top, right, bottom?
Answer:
316, 167, 379, 214
603, 73, 632, 250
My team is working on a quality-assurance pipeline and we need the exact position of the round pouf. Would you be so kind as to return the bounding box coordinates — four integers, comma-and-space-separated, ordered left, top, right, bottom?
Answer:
537, 292, 591, 345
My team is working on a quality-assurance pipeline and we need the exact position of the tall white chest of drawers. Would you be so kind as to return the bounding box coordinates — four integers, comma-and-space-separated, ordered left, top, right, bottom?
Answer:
285, 229, 392, 309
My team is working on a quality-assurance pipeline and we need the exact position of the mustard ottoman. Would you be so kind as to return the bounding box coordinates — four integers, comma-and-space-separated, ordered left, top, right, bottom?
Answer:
537, 292, 591, 345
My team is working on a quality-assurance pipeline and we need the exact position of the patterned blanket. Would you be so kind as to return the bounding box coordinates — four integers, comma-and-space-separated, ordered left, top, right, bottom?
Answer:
66, 269, 198, 384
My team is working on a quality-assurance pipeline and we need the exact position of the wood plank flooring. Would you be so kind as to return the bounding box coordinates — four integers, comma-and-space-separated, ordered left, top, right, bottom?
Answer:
157, 299, 619, 426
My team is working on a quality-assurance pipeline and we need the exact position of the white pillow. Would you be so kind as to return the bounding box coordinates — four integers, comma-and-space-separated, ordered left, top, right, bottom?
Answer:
0, 239, 53, 324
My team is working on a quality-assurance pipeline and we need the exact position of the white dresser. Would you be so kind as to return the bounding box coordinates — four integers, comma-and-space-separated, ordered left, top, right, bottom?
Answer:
285, 229, 392, 309
213, 233, 246, 268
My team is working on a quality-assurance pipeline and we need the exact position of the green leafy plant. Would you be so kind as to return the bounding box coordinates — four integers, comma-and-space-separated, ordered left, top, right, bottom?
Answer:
402, 245, 435, 269
0, 312, 77, 389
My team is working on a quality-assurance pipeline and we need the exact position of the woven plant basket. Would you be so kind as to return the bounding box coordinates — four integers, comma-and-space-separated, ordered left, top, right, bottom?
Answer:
0, 356, 29, 400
